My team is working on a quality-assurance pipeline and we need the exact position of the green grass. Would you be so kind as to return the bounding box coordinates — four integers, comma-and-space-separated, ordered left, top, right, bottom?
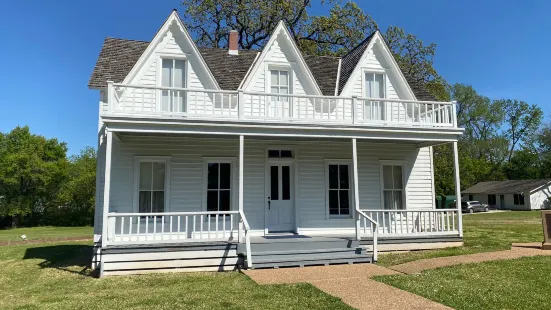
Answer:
378, 211, 543, 266
0, 226, 93, 242
0, 241, 351, 310
375, 255, 551, 310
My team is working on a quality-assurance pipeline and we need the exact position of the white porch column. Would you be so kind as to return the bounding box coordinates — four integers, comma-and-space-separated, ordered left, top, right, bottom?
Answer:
238, 135, 244, 242
352, 138, 361, 240
453, 141, 463, 237
101, 129, 113, 249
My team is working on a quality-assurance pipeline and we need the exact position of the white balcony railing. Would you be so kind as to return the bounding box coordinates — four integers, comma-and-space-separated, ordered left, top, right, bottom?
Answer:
358, 209, 460, 237
103, 82, 457, 128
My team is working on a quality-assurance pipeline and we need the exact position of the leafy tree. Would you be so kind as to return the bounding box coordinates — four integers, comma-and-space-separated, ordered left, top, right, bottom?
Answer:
180, 0, 442, 96
181, 0, 377, 56
499, 99, 543, 165
0, 126, 68, 227
52, 147, 96, 226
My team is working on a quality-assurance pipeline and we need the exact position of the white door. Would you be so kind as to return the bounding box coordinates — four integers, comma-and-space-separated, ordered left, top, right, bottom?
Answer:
267, 163, 294, 232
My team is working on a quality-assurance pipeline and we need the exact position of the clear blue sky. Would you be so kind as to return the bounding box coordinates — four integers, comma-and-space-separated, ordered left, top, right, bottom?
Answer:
0, 0, 549, 155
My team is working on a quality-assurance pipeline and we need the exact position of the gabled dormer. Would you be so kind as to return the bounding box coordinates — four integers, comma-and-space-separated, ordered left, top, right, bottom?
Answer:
124, 10, 219, 92
241, 21, 323, 97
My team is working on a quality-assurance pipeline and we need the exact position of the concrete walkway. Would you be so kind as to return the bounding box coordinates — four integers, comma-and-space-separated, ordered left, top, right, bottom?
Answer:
243, 264, 451, 310
389, 242, 551, 274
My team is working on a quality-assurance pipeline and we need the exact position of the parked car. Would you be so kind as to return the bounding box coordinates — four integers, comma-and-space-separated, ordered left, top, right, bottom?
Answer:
461, 201, 490, 213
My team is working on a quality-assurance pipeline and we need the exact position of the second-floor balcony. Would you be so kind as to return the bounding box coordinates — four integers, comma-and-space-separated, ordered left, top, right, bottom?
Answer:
102, 82, 458, 129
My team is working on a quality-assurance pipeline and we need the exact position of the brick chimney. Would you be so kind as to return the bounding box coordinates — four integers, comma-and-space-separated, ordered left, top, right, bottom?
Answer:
228, 30, 238, 55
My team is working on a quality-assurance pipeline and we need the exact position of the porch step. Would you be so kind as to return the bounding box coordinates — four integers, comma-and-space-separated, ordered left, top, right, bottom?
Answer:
243, 247, 373, 269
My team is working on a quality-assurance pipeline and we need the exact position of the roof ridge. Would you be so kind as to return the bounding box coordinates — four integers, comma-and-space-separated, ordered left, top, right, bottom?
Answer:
105, 37, 150, 43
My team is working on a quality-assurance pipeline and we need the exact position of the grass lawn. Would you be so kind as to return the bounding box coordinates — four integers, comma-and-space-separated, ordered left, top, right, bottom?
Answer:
378, 211, 543, 266
375, 255, 551, 310
0, 226, 93, 242
0, 241, 351, 309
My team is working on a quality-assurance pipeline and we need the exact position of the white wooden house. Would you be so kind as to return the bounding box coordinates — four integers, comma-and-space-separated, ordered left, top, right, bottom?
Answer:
89, 11, 465, 276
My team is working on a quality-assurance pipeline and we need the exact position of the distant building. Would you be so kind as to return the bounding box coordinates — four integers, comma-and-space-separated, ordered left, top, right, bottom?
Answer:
462, 180, 551, 210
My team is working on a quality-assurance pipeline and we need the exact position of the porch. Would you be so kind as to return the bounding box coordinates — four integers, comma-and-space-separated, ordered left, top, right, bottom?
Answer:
97, 131, 463, 274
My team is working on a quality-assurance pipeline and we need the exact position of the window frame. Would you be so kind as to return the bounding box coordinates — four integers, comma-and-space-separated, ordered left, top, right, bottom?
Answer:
514, 193, 525, 205
379, 160, 407, 210
156, 55, 190, 113
362, 69, 387, 120
201, 157, 237, 213
266, 64, 293, 94
488, 194, 497, 206
133, 156, 171, 214
325, 160, 353, 219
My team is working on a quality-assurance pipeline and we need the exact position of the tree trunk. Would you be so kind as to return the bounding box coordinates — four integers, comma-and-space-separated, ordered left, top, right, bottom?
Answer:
11, 216, 18, 228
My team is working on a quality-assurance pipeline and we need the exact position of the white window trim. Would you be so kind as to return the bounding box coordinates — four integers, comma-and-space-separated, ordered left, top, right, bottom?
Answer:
379, 160, 407, 210
156, 54, 191, 113
133, 156, 172, 214
201, 157, 238, 212
325, 159, 353, 219
361, 70, 388, 120
265, 63, 293, 95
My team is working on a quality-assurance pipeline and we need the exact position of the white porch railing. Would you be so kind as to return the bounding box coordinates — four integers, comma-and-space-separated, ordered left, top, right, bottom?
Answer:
103, 82, 457, 128
356, 210, 379, 261
358, 209, 460, 237
105, 211, 240, 245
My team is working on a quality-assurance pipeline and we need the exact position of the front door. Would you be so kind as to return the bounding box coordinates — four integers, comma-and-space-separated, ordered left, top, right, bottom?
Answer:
500, 195, 505, 209
268, 163, 294, 232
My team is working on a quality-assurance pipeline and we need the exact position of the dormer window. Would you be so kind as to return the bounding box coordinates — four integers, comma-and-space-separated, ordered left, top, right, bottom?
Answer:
161, 58, 186, 112
364, 72, 386, 121
268, 69, 291, 117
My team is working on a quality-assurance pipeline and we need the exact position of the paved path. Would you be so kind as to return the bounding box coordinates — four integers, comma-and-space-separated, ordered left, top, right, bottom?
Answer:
390, 242, 551, 274
243, 264, 451, 310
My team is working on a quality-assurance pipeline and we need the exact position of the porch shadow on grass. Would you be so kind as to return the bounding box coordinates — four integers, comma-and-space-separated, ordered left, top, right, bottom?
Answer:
23, 244, 94, 276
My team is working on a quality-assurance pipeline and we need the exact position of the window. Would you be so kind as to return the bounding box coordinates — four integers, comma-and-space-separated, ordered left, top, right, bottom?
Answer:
268, 149, 293, 158
270, 69, 290, 100
137, 160, 168, 213
488, 194, 497, 205
326, 164, 351, 217
161, 58, 186, 112
205, 161, 232, 212
382, 164, 404, 210
364, 72, 385, 120
514, 194, 525, 205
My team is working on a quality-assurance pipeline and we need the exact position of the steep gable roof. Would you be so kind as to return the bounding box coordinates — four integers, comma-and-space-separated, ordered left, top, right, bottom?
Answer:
239, 21, 323, 95
88, 38, 148, 88
302, 55, 340, 96
462, 179, 551, 194
89, 20, 437, 99
337, 33, 376, 95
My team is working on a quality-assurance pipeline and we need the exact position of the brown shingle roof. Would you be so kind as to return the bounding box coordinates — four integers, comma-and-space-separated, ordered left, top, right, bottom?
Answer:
88, 38, 149, 88
88, 35, 437, 99
462, 180, 551, 194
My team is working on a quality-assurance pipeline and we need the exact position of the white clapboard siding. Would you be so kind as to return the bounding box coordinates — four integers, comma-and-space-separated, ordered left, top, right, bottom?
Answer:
103, 257, 240, 271
102, 250, 238, 262
104, 136, 434, 233
103, 265, 237, 276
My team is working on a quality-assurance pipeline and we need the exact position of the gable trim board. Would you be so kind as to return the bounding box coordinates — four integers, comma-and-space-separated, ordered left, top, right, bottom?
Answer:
240, 21, 322, 95
122, 10, 220, 90
338, 31, 416, 100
